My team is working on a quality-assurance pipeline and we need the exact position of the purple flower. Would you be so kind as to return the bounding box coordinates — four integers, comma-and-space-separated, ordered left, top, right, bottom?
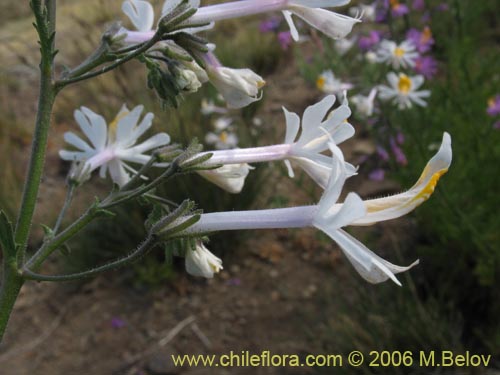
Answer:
390, 138, 407, 166
369, 168, 385, 181
412, 0, 425, 11
359, 30, 383, 51
406, 27, 434, 53
436, 3, 449, 12
487, 95, 500, 117
396, 131, 405, 145
414, 55, 438, 79
111, 317, 126, 329
278, 31, 292, 50
259, 16, 281, 33
376, 146, 390, 162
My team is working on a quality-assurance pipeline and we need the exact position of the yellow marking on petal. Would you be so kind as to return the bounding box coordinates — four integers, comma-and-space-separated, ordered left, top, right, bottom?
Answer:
488, 97, 495, 107
108, 109, 130, 142
316, 76, 326, 90
409, 169, 448, 204
257, 80, 266, 89
389, 0, 399, 7
219, 131, 228, 144
397, 74, 412, 94
394, 47, 405, 58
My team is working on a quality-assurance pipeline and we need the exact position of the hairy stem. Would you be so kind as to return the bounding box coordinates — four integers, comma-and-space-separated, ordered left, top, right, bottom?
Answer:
53, 184, 76, 234
15, 0, 57, 263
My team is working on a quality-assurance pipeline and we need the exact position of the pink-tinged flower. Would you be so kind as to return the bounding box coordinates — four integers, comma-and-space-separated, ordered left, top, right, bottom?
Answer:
358, 30, 383, 51
259, 16, 281, 32
487, 95, 500, 117
390, 137, 407, 166
406, 27, 434, 53
278, 31, 293, 50
414, 55, 438, 79
377, 146, 390, 161
412, 0, 425, 11
369, 168, 385, 181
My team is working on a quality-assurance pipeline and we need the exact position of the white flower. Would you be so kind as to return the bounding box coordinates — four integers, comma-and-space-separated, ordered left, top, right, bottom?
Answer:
334, 36, 357, 55
177, 68, 202, 93
310, 143, 419, 286
197, 163, 253, 194
349, 3, 376, 21
375, 39, 419, 69
201, 99, 228, 115
205, 58, 265, 109
183, 134, 452, 285
205, 130, 238, 150
365, 51, 377, 63
316, 70, 353, 97
357, 133, 452, 224
213, 117, 233, 132
59, 105, 170, 187
185, 242, 223, 278
378, 72, 430, 109
120, 0, 212, 43
283, 95, 356, 188
350, 88, 377, 117
283, 1, 361, 42
122, 0, 155, 32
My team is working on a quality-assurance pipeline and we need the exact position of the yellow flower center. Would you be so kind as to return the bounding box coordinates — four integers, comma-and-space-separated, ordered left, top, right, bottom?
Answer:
397, 74, 412, 94
316, 76, 326, 90
219, 131, 228, 143
394, 47, 405, 58
488, 97, 495, 107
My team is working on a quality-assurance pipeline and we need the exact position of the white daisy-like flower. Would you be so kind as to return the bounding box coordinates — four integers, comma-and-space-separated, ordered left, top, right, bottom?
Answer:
201, 99, 228, 116
205, 130, 238, 150
375, 39, 419, 69
185, 241, 223, 278
334, 36, 357, 55
59, 105, 170, 187
212, 117, 233, 132
350, 88, 377, 117
378, 72, 430, 109
316, 70, 353, 97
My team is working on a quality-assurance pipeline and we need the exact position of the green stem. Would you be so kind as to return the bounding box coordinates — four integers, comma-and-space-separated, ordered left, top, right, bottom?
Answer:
53, 184, 76, 234
25, 206, 98, 271
22, 236, 156, 282
0, 257, 24, 342
55, 33, 163, 89
15, 0, 57, 264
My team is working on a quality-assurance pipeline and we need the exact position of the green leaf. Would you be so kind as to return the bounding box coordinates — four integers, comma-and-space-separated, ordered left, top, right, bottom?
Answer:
0, 211, 17, 258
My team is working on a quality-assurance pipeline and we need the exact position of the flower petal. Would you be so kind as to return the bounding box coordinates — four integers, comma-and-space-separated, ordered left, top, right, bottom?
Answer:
122, 0, 155, 32
356, 133, 452, 225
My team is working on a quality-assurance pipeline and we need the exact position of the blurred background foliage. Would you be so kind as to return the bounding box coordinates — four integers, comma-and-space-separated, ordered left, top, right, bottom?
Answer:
0, 0, 499, 371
